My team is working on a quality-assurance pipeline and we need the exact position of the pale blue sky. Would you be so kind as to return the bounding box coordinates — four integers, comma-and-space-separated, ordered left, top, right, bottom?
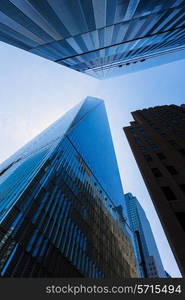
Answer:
1, 42, 185, 277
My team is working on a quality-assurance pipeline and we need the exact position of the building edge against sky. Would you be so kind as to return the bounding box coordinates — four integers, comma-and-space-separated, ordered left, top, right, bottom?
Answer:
0, 96, 125, 209
0, 96, 138, 277
124, 192, 167, 278
124, 104, 185, 277
0, 1, 185, 78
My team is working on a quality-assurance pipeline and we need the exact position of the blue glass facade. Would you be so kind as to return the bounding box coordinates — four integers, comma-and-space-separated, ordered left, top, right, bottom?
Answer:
0, 97, 137, 277
125, 192, 166, 278
0, 1, 185, 78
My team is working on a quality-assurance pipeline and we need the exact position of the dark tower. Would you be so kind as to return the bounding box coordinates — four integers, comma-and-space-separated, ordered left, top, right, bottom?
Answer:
124, 104, 185, 277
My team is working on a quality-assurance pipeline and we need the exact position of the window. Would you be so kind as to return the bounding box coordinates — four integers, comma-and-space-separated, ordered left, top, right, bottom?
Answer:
151, 144, 158, 150
138, 146, 147, 152
168, 140, 177, 146
161, 186, 177, 201
156, 153, 166, 160
179, 184, 185, 194
135, 137, 141, 144
175, 131, 183, 136
144, 154, 153, 162
151, 168, 162, 178
178, 149, 185, 156
144, 137, 152, 142
160, 133, 166, 137
166, 165, 178, 175
175, 212, 185, 231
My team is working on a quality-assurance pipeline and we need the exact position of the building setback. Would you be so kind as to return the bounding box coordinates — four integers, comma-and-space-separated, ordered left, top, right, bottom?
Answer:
124, 104, 185, 277
0, 1, 185, 78
0, 97, 138, 277
125, 192, 166, 278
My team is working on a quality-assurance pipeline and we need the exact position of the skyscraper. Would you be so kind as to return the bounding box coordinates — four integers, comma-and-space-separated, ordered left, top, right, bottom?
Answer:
125, 192, 166, 278
0, 97, 137, 277
0, 1, 185, 79
124, 104, 185, 277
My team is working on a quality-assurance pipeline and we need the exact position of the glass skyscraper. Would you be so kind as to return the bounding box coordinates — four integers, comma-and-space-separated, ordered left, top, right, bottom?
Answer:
0, 1, 185, 78
0, 97, 137, 277
125, 193, 166, 278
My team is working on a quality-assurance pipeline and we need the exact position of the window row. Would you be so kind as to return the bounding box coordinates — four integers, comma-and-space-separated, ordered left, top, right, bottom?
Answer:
161, 185, 185, 201
151, 165, 178, 178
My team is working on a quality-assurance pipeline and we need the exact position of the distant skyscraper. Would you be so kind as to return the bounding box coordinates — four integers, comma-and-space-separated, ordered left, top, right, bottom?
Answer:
125, 193, 166, 278
0, 97, 137, 277
124, 104, 185, 277
0, 1, 185, 78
